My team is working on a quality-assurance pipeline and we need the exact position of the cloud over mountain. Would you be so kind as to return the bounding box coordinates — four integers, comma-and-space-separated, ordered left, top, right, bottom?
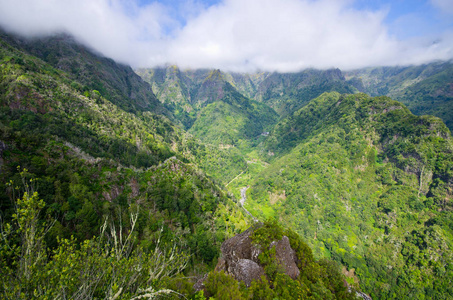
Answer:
1, 0, 452, 71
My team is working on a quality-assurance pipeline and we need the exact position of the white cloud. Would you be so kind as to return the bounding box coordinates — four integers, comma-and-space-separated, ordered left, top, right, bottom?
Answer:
0, 0, 172, 66
0, 0, 452, 71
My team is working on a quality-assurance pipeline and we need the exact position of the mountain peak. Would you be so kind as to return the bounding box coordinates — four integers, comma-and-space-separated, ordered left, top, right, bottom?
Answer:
205, 69, 224, 82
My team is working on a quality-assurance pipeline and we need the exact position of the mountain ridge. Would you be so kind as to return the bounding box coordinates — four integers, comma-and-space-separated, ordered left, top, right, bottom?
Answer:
0, 30, 170, 117
246, 92, 453, 298
139, 61, 453, 133
1, 29, 453, 299
344, 61, 453, 130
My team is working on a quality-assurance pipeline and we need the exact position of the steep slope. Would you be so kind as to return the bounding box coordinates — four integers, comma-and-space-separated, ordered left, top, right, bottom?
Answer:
225, 71, 270, 100
1, 31, 167, 116
189, 70, 278, 148
136, 66, 264, 111
136, 66, 236, 129
139, 66, 359, 120
245, 92, 453, 299
137, 66, 279, 150
3, 33, 247, 184
4, 25, 453, 299
0, 31, 369, 299
141, 62, 453, 133
0, 32, 251, 265
139, 66, 361, 149
345, 61, 453, 130
253, 69, 358, 116
136, 65, 195, 127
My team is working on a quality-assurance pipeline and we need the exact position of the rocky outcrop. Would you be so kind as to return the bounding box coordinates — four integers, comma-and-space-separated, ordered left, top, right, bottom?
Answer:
214, 227, 263, 287
227, 259, 265, 287
209, 225, 301, 287
271, 236, 300, 279
356, 291, 373, 300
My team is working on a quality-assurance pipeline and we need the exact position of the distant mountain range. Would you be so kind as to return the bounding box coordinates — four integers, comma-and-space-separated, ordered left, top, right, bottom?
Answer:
1, 28, 452, 299
345, 62, 453, 130
137, 61, 453, 134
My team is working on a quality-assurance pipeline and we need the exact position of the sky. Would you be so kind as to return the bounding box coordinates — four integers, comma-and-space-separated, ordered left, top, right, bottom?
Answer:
0, 0, 452, 72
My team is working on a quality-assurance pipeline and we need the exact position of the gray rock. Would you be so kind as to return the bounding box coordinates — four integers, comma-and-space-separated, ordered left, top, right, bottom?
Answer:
215, 225, 300, 286
193, 273, 208, 292
272, 236, 300, 279
220, 227, 261, 264
232, 259, 265, 287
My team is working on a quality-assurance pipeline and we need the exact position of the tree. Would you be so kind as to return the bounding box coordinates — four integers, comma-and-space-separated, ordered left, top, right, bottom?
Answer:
0, 169, 190, 299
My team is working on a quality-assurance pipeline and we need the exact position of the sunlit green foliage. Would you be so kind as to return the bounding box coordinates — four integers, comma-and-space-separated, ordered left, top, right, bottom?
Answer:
137, 66, 279, 153
189, 94, 277, 150
246, 92, 453, 298
346, 62, 453, 131
0, 177, 190, 299
2, 29, 453, 300
0, 33, 251, 297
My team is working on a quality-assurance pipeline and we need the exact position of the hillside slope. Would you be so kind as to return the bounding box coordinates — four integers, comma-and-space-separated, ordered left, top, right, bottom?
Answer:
137, 66, 279, 150
138, 66, 358, 119
0, 32, 251, 270
252, 68, 357, 116
345, 61, 453, 130
246, 92, 453, 299
4, 26, 453, 298
140, 62, 453, 136
0, 31, 369, 299
188, 70, 278, 149
1, 31, 169, 116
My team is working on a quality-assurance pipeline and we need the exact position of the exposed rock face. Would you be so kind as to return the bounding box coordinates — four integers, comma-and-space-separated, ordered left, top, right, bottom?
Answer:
272, 236, 300, 279
213, 226, 300, 287
232, 259, 265, 287
356, 291, 373, 300
221, 227, 261, 263
215, 227, 264, 287
193, 273, 208, 292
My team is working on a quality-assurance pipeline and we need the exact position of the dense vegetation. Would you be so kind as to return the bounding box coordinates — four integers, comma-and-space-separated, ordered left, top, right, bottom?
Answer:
203, 220, 356, 300
138, 67, 278, 151
143, 62, 453, 134
138, 66, 357, 121
252, 69, 357, 116
246, 92, 453, 298
1, 31, 167, 116
345, 61, 453, 131
2, 28, 453, 299
189, 79, 278, 149
0, 33, 252, 298
138, 63, 453, 299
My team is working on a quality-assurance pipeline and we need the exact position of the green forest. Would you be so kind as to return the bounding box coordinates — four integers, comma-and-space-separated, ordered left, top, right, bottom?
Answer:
1, 30, 453, 300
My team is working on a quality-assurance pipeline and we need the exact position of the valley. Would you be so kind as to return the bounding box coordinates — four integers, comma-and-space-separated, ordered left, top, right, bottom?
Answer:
137, 64, 453, 299
0, 30, 452, 299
